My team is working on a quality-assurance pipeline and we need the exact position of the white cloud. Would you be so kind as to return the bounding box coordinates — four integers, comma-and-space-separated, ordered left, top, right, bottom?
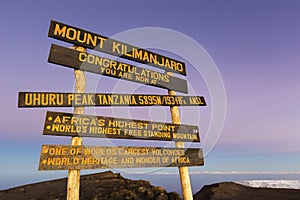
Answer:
237, 180, 300, 189
123, 171, 300, 175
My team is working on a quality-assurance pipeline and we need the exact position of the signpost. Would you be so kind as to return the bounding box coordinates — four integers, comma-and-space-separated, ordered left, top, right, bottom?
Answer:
43, 111, 200, 142
18, 20, 207, 200
67, 46, 85, 200
18, 92, 206, 107
39, 145, 204, 170
48, 44, 188, 93
168, 72, 194, 200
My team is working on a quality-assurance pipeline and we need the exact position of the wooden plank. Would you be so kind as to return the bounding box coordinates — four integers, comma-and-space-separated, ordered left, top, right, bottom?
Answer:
18, 92, 206, 107
43, 111, 200, 142
48, 20, 186, 76
38, 145, 204, 170
48, 44, 188, 93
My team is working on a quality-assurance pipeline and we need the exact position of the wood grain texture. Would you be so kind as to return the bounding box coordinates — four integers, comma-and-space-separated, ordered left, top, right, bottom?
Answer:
38, 145, 204, 170
43, 111, 200, 142
18, 92, 206, 107
48, 20, 186, 75
48, 44, 188, 93
67, 45, 86, 200
167, 71, 195, 200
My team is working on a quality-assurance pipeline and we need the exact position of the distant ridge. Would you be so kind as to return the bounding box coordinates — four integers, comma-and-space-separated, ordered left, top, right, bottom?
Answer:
193, 182, 300, 200
237, 180, 300, 189
0, 171, 181, 200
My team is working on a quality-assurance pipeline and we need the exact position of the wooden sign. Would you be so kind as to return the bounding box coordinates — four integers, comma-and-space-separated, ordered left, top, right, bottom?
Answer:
18, 92, 206, 107
43, 111, 200, 142
38, 144, 204, 170
48, 44, 188, 93
48, 20, 186, 76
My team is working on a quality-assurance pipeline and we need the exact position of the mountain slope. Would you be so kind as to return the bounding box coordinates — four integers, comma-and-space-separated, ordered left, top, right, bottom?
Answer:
194, 182, 300, 200
0, 171, 181, 200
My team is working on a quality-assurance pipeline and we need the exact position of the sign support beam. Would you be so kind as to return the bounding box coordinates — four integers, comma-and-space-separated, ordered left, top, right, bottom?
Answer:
168, 72, 193, 200
67, 46, 86, 200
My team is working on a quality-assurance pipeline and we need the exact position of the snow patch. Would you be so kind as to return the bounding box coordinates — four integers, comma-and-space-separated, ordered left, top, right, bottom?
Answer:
237, 180, 300, 189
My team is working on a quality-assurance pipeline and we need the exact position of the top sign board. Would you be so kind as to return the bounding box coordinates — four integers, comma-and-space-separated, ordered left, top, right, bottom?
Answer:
48, 20, 186, 76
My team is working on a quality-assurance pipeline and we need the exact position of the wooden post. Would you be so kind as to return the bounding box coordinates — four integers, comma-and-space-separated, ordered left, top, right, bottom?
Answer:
67, 46, 86, 200
167, 72, 193, 200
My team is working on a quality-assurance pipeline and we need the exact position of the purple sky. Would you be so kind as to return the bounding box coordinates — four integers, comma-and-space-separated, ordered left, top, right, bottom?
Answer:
0, 0, 299, 190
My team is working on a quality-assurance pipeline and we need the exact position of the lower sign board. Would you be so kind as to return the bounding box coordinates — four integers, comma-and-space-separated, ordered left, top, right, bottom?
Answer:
18, 92, 206, 107
38, 145, 204, 170
48, 44, 188, 93
43, 111, 200, 142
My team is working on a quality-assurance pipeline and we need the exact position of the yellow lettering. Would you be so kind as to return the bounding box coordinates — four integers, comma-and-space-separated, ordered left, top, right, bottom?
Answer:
149, 54, 157, 64
143, 51, 149, 62
133, 49, 143, 60
53, 116, 61, 123
24, 93, 32, 105
177, 63, 183, 72
78, 52, 86, 62
53, 24, 66, 37
76, 30, 86, 43
62, 116, 71, 123
164, 59, 170, 68
112, 42, 121, 54
67, 94, 74, 105
66, 28, 77, 40
87, 34, 97, 47
97, 37, 106, 48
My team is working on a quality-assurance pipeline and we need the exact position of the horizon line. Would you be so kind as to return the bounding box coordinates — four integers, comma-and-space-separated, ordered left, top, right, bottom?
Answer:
122, 171, 300, 175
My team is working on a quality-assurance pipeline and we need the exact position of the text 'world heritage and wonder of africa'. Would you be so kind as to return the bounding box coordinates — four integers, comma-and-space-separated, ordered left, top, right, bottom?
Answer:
39, 145, 204, 170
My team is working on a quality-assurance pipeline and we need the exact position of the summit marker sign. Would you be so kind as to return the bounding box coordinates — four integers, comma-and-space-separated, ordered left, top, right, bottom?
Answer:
16, 20, 208, 200
48, 20, 186, 75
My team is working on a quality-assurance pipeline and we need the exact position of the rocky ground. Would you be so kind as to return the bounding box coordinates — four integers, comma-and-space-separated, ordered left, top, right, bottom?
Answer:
0, 171, 181, 200
194, 182, 300, 200
2, 172, 300, 200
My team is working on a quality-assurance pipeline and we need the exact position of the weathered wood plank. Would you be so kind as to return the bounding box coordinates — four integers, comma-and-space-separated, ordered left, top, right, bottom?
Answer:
48, 20, 186, 75
48, 44, 188, 93
43, 111, 200, 142
38, 145, 204, 170
18, 92, 206, 107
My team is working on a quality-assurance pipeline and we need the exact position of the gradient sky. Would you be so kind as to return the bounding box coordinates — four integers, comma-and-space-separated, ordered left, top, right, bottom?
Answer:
0, 0, 299, 190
